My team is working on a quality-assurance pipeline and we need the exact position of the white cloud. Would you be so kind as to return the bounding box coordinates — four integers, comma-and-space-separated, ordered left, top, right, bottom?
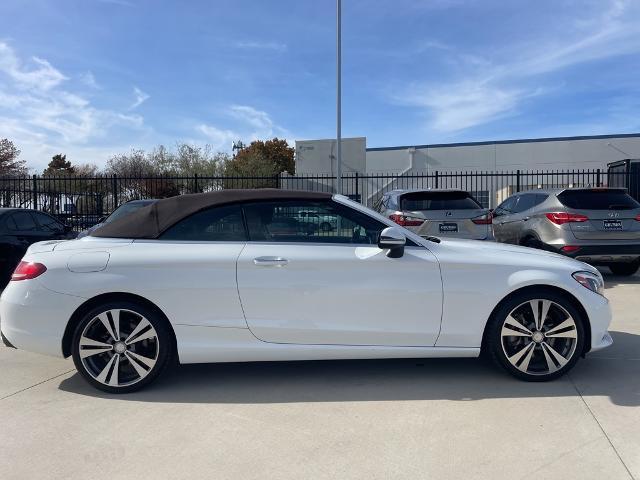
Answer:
0, 42, 147, 170
196, 124, 238, 150
0, 43, 67, 91
197, 104, 294, 150
79, 71, 99, 89
130, 86, 149, 109
395, 0, 640, 133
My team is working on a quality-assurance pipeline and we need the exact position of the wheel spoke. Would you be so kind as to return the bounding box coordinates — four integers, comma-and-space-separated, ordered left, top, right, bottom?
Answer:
98, 313, 119, 341
530, 300, 551, 331
508, 341, 535, 371
503, 314, 533, 336
110, 310, 121, 341
108, 354, 121, 386
79, 336, 113, 358
545, 318, 577, 339
126, 350, 156, 370
125, 318, 156, 345
95, 354, 119, 385
542, 342, 569, 370
125, 351, 149, 378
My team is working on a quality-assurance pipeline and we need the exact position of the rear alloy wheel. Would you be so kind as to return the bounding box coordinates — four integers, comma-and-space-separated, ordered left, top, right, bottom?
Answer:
72, 302, 173, 393
487, 291, 585, 381
609, 261, 640, 276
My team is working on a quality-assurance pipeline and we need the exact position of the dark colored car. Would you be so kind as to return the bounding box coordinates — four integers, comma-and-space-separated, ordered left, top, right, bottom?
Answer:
76, 199, 158, 238
0, 208, 75, 287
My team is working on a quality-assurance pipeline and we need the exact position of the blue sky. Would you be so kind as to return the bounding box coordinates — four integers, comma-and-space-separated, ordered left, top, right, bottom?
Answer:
1, 0, 640, 170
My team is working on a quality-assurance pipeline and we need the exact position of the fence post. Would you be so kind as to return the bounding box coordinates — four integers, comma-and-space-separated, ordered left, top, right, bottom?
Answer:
435, 170, 439, 189
194, 173, 199, 193
516, 170, 521, 192
32, 174, 38, 210
596, 169, 601, 187
355, 172, 359, 201
112, 174, 119, 208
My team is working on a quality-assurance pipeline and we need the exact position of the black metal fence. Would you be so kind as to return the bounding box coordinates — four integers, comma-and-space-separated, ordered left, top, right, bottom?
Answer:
0, 169, 634, 231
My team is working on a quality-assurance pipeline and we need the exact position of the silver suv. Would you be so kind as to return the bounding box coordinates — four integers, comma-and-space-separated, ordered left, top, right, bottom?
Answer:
492, 188, 640, 275
374, 189, 494, 240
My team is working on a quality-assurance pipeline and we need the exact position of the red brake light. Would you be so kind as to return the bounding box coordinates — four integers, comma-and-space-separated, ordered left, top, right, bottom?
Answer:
472, 211, 493, 225
635, 214, 640, 222
11, 261, 47, 281
389, 213, 423, 227
545, 212, 589, 225
561, 246, 581, 253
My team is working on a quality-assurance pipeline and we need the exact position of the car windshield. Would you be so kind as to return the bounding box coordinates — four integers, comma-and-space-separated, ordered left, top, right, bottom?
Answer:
557, 189, 640, 210
105, 201, 155, 223
400, 191, 481, 210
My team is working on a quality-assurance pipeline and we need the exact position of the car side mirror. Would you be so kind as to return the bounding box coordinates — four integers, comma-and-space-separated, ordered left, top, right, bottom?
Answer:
378, 227, 406, 258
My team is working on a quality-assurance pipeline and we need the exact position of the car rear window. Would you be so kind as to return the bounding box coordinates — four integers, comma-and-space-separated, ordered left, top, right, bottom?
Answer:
557, 189, 640, 210
400, 191, 481, 211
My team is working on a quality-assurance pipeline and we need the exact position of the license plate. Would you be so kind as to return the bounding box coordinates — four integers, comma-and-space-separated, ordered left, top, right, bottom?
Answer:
439, 222, 458, 233
603, 220, 623, 231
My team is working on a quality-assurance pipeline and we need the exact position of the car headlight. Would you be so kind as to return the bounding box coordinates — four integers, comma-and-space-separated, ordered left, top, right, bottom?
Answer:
572, 271, 605, 296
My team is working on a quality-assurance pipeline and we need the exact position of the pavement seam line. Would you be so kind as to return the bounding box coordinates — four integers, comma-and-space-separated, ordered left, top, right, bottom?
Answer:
568, 374, 635, 480
0, 369, 76, 401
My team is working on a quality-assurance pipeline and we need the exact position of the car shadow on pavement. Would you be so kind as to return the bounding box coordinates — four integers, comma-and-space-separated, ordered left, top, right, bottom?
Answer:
58, 331, 640, 407
598, 269, 640, 288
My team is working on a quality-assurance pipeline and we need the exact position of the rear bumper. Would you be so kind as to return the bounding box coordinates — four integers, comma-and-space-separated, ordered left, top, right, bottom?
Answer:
554, 244, 640, 263
0, 280, 85, 358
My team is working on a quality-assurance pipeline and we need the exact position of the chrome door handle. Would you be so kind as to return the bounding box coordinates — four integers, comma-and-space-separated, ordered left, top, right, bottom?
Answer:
253, 256, 289, 267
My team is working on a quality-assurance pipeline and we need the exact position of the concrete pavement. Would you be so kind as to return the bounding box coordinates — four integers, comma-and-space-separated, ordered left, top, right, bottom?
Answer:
0, 272, 638, 479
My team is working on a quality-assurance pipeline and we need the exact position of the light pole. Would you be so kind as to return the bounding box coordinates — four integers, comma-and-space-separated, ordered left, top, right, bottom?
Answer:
336, 0, 342, 195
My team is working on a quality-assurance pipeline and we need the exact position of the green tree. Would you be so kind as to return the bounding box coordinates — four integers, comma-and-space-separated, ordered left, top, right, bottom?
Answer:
0, 138, 27, 176
44, 154, 75, 176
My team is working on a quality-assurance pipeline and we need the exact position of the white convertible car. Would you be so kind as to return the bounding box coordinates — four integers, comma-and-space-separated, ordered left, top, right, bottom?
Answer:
0, 190, 612, 393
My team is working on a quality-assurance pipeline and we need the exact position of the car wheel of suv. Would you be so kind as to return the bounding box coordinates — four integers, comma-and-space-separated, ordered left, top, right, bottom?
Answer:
609, 261, 640, 276
71, 301, 174, 393
486, 289, 585, 381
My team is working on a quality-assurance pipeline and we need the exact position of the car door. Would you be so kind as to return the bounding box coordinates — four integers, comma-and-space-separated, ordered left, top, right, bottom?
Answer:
492, 196, 517, 243
236, 199, 443, 346
6, 211, 48, 250
507, 194, 539, 244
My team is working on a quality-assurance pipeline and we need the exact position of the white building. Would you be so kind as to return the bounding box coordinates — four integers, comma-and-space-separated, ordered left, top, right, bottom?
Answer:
296, 133, 640, 174
292, 133, 640, 207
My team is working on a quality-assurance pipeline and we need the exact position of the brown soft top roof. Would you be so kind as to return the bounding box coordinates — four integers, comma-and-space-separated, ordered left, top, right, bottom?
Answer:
90, 189, 332, 239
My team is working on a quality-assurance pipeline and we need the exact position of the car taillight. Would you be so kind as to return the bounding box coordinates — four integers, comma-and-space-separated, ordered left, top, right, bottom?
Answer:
11, 261, 47, 281
545, 212, 589, 225
389, 213, 423, 227
635, 213, 640, 222
561, 246, 581, 253
472, 211, 493, 225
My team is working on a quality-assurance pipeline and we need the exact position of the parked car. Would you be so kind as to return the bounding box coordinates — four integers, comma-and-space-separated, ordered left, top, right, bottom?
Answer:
375, 189, 493, 240
77, 199, 158, 238
492, 188, 640, 275
1, 190, 612, 393
0, 208, 75, 287
293, 210, 337, 232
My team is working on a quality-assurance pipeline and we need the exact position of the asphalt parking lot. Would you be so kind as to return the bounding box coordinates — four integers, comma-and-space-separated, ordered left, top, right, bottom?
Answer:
0, 271, 638, 480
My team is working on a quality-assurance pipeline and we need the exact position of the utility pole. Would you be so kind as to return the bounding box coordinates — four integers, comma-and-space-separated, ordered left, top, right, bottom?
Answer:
336, 0, 342, 195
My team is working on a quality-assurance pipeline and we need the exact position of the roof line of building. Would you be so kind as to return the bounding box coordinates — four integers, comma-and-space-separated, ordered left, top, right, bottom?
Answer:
365, 132, 640, 152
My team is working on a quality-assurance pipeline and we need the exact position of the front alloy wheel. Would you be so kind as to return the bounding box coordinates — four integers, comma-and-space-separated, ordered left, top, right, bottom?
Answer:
72, 302, 173, 393
488, 291, 585, 381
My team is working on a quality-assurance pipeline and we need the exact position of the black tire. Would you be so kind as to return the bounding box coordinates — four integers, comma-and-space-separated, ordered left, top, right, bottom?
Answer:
521, 236, 541, 249
609, 261, 640, 276
71, 300, 174, 394
485, 289, 585, 382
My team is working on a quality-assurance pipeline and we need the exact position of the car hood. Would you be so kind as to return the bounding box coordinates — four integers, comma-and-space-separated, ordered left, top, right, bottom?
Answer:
430, 237, 599, 274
